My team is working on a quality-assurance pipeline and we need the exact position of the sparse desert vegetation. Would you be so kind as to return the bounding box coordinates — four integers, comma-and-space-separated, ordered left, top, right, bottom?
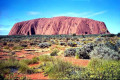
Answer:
0, 34, 120, 79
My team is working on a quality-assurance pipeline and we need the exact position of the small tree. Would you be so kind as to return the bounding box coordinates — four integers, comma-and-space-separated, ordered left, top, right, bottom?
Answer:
72, 33, 76, 36
82, 34, 85, 38
117, 32, 120, 37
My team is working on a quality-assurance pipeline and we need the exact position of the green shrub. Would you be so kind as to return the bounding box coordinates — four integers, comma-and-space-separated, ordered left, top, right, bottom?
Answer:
3, 42, 7, 46
38, 42, 51, 48
19, 62, 35, 74
12, 46, 24, 50
0, 73, 4, 80
20, 59, 32, 65
50, 40, 56, 44
21, 44, 27, 47
18, 62, 30, 73
64, 48, 76, 57
67, 41, 77, 47
115, 39, 120, 51
30, 42, 37, 46
39, 57, 86, 79
13, 59, 36, 74
72, 33, 76, 36
90, 44, 120, 60
83, 59, 120, 79
76, 43, 95, 59
0, 59, 19, 74
8, 44, 14, 47
39, 55, 53, 62
75, 53, 80, 59
41, 59, 73, 79
82, 34, 85, 38
101, 34, 116, 37
50, 49, 59, 56
4, 46, 9, 49
4, 73, 28, 80
0, 58, 36, 75
39, 55, 120, 79
64, 43, 95, 59
59, 42, 66, 46
94, 37, 104, 42
20, 57, 39, 65
117, 33, 120, 37
32, 57, 39, 64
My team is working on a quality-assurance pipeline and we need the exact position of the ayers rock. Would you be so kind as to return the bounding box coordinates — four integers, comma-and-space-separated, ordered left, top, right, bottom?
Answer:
9, 16, 110, 35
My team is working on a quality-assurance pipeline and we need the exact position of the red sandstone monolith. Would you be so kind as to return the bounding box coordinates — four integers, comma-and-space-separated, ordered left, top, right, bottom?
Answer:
9, 16, 110, 35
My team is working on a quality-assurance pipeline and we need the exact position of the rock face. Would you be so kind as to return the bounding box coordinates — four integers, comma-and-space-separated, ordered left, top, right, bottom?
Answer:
9, 16, 110, 35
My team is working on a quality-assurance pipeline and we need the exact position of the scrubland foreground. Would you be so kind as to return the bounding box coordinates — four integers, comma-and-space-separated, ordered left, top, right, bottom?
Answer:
0, 34, 120, 79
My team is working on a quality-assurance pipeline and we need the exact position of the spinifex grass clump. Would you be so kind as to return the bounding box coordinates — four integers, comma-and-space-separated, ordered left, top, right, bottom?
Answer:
0, 59, 19, 74
39, 55, 53, 62
39, 57, 72, 79
19, 61, 35, 74
20, 57, 39, 65
3, 46, 9, 50
83, 59, 120, 79
43, 59, 72, 79
39, 55, 85, 79
50, 49, 59, 56
0, 57, 39, 78
12, 46, 24, 50
5, 73, 28, 80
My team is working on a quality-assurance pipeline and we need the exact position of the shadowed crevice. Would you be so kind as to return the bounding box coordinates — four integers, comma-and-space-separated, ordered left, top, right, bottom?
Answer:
31, 27, 35, 35
27, 31, 29, 35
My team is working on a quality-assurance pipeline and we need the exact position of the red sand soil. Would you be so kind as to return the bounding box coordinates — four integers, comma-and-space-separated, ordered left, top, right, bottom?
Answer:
26, 73, 48, 79
6, 72, 48, 80
55, 56, 90, 67
0, 52, 9, 60
28, 62, 48, 79
51, 45, 66, 50
27, 56, 90, 79
15, 50, 48, 60
0, 45, 90, 79
65, 57, 90, 67
29, 62, 40, 67
5, 62, 48, 79
0, 50, 49, 79
16, 50, 36, 60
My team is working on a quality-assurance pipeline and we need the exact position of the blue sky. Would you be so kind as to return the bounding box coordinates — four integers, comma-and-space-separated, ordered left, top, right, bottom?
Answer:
0, 0, 120, 35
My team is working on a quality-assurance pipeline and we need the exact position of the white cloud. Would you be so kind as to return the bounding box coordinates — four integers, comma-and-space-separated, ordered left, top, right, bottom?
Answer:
84, 11, 107, 18
0, 25, 11, 31
53, 10, 107, 18
54, 12, 91, 17
0, 28, 11, 31
28, 11, 40, 15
